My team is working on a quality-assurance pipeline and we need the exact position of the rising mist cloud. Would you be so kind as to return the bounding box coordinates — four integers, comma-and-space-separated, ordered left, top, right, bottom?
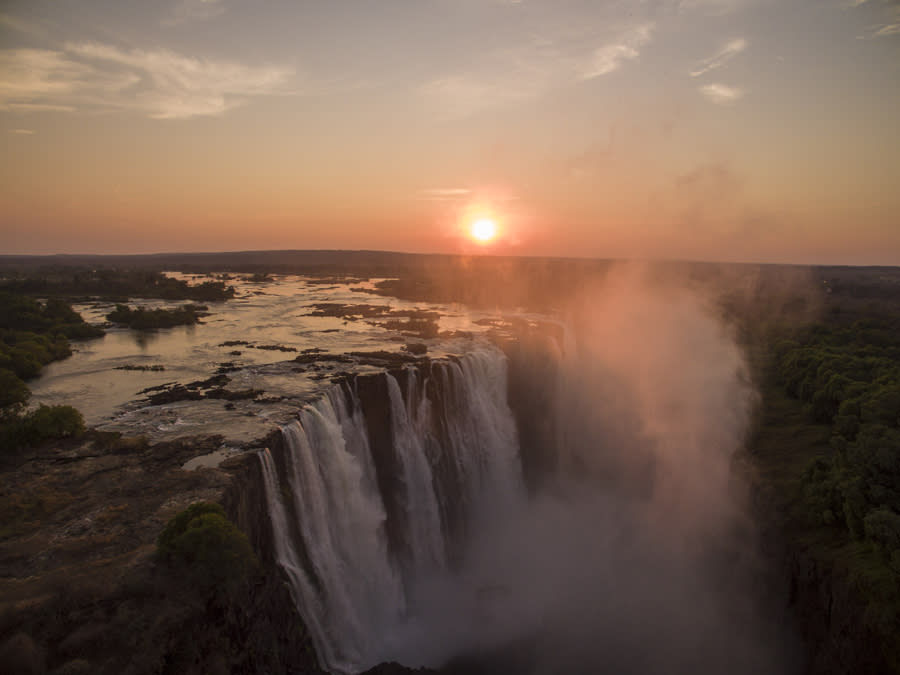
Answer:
391, 264, 798, 674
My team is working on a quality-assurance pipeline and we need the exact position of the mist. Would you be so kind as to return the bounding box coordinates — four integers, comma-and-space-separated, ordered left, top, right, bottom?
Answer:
386, 263, 799, 674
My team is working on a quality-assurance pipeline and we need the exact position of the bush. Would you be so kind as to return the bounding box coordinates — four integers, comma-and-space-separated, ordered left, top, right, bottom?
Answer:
0, 369, 30, 412
24, 405, 85, 441
865, 508, 900, 561
157, 502, 257, 597
106, 304, 208, 329
1, 405, 84, 451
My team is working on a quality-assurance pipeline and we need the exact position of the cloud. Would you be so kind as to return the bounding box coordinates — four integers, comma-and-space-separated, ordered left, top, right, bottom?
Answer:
873, 22, 900, 35
678, 0, 749, 15
0, 12, 48, 39
699, 83, 744, 104
419, 72, 545, 120
849, 0, 900, 38
419, 188, 471, 200
0, 43, 293, 119
9, 128, 35, 134
690, 38, 747, 77
163, 0, 226, 26
419, 17, 657, 119
0, 49, 101, 113
583, 24, 653, 78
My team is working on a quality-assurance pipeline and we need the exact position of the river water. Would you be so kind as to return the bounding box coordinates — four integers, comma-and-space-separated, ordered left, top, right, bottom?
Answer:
29, 273, 518, 445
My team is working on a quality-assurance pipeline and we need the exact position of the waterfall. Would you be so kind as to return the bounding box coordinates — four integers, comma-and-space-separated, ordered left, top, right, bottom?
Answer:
258, 346, 526, 674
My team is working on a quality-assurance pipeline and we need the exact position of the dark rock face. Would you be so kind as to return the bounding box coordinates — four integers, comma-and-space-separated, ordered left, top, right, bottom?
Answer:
498, 325, 564, 494
354, 372, 408, 564
361, 663, 441, 675
785, 543, 896, 675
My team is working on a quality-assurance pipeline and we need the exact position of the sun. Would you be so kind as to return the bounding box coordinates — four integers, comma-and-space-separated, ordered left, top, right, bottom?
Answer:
470, 218, 497, 243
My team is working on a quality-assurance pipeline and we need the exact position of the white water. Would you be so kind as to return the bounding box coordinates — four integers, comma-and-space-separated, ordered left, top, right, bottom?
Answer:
258, 346, 526, 674
258, 272, 798, 675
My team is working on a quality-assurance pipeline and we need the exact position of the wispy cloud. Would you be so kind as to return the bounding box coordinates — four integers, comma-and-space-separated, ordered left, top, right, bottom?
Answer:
419, 71, 546, 120
849, 0, 900, 38
419, 188, 471, 200
699, 83, 744, 104
678, 0, 749, 15
0, 49, 94, 112
9, 128, 35, 134
690, 38, 747, 77
874, 22, 900, 34
163, 0, 226, 27
583, 24, 654, 79
0, 12, 48, 39
0, 43, 293, 119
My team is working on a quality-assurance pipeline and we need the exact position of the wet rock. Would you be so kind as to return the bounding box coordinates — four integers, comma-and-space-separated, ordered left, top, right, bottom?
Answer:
348, 350, 421, 367
405, 342, 428, 355
253, 344, 297, 352
294, 352, 354, 365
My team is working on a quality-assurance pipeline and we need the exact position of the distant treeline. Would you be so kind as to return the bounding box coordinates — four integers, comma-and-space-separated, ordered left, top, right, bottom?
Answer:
0, 267, 234, 302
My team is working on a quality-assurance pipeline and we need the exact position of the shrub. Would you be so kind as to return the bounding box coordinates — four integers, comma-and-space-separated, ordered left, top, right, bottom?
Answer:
106, 304, 208, 329
157, 502, 257, 596
24, 405, 84, 440
865, 508, 900, 558
0, 369, 30, 412
1, 404, 84, 452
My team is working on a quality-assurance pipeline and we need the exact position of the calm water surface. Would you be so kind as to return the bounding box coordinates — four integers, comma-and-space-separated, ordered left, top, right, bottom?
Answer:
30, 273, 511, 445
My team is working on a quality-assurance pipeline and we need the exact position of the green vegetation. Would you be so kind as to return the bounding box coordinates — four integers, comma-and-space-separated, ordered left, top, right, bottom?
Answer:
773, 313, 900, 555
156, 502, 257, 597
749, 293, 900, 668
0, 267, 235, 302
0, 293, 104, 381
105, 303, 208, 329
1, 405, 85, 451
0, 293, 99, 452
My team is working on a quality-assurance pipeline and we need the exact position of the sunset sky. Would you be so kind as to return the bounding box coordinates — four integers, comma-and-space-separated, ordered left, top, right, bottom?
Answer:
1, 0, 898, 264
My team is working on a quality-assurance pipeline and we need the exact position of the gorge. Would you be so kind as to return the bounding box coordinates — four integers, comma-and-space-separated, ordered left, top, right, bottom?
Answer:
4, 258, 898, 675
242, 270, 798, 675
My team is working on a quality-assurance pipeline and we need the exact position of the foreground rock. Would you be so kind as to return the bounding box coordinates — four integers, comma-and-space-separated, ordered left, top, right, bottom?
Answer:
0, 432, 322, 675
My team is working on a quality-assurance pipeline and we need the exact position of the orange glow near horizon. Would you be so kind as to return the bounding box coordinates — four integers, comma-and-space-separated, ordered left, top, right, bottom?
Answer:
1, 0, 899, 264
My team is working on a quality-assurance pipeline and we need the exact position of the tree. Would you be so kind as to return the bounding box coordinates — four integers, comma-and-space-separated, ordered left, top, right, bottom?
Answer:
157, 502, 257, 597
0, 369, 30, 413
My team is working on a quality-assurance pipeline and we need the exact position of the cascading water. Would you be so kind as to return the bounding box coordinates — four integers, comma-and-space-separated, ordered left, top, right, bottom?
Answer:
258, 273, 798, 675
259, 346, 526, 674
